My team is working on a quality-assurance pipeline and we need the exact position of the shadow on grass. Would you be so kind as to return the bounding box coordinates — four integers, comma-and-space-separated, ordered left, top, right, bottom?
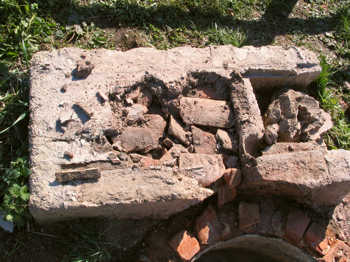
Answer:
40, 0, 339, 46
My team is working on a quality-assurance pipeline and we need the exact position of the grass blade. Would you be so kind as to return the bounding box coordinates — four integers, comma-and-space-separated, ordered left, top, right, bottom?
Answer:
0, 112, 26, 135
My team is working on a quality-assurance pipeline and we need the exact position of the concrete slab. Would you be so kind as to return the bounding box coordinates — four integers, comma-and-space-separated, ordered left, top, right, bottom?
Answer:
29, 45, 321, 223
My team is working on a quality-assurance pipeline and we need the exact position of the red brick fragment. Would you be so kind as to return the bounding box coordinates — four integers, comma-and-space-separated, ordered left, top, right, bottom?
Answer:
223, 168, 242, 188
238, 202, 260, 233
285, 209, 310, 245
195, 206, 222, 245
169, 230, 200, 261
217, 186, 237, 207
305, 223, 335, 255
321, 240, 350, 262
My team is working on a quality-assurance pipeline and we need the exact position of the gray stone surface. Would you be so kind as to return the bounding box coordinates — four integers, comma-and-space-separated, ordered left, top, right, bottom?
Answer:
29, 45, 321, 222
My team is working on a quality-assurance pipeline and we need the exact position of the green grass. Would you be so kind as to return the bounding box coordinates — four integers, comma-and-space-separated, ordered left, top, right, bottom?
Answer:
0, 0, 350, 261
316, 5, 350, 150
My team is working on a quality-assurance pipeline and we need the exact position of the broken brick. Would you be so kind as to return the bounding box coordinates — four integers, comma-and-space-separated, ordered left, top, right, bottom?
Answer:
169, 230, 200, 261
192, 126, 217, 154
320, 240, 350, 262
238, 202, 260, 233
304, 223, 335, 255
285, 209, 310, 245
195, 206, 222, 245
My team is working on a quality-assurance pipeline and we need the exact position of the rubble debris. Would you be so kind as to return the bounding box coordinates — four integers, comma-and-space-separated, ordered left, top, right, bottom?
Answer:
216, 129, 237, 152
264, 89, 333, 143
178, 153, 225, 187
162, 144, 188, 160
137, 88, 153, 107
126, 104, 148, 124
168, 116, 190, 146
55, 168, 101, 183
118, 127, 158, 153
179, 97, 233, 128
161, 137, 174, 149
73, 59, 94, 79
304, 222, 334, 255
230, 74, 264, 165
264, 123, 279, 145
117, 114, 166, 153
125, 98, 133, 106
191, 126, 217, 154
332, 196, 350, 243
320, 240, 350, 262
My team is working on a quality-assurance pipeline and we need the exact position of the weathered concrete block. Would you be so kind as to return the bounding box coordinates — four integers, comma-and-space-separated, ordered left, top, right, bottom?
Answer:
29, 45, 321, 223
230, 74, 265, 165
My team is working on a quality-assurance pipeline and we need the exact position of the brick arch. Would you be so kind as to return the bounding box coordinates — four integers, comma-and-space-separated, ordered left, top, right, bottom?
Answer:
165, 198, 350, 262
192, 234, 315, 262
